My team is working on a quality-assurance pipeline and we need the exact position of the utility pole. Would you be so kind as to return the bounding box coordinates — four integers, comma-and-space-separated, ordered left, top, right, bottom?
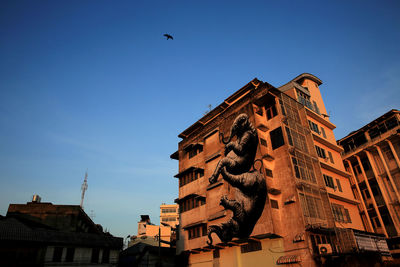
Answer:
80, 171, 88, 209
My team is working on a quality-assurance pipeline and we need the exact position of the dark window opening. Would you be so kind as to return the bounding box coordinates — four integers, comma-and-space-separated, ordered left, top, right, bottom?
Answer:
260, 138, 267, 147
328, 151, 334, 163
336, 179, 342, 192
91, 248, 100, 263
285, 127, 293, 146
265, 168, 273, 177
315, 146, 326, 159
102, 249, 110, 263
270, 127, 285, 150
386, 117, 398, 130
188, 146, 203, 159
66, 247, 75, 262
320, 127, 326, 138
53, 247, 63, 262
270, 199, 279, 209
308, 120, 320, 134
323, 175, 335, 189
241, 240, 262, 253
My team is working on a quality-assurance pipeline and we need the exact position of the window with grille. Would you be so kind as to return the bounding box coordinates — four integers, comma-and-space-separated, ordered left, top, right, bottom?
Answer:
179, 169, 204, 187
315, 145, 326, 159
331, 204, 351, 223
291, 153, 316, 183
323, 175, 335, 189
308, 120, 320, 134
298, 188, 325, 220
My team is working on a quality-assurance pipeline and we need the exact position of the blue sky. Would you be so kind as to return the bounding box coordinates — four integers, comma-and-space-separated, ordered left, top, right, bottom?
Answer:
0, 0, 399, 238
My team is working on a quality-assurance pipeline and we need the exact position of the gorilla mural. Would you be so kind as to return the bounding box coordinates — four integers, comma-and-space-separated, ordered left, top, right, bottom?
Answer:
207, 113, 267, 245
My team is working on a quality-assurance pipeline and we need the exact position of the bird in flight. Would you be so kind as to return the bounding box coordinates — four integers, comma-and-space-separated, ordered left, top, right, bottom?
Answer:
164, 34, 173, 40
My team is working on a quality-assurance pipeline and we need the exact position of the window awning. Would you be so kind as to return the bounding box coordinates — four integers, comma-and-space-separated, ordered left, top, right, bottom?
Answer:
170, 151, 179, 160
174, 167, 204, 178
183, 143, 203, 152
183, 220, 206, 230
277, 255, 301, 265
175, 194, 206, 203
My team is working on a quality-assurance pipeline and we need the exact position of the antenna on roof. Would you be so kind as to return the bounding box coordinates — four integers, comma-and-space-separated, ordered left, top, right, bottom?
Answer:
80, 170, 88, 209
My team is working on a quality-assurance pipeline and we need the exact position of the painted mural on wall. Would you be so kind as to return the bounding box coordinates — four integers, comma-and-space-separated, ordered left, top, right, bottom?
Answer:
207, 113, 267, 245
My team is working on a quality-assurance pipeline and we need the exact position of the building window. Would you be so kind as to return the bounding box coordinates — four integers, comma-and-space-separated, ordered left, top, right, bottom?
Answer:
312, 101, 320, 115
180, 197, 206, 213
291, 154, 316, 183
270, 199, 279, 209
53, 247, 63, 262
188, 146, 203, 159
327, 151, 334, 163
102, 249, 110, 263
299, 190, 325, 219
285, 126, 308, 152
162, 217, 177, 222
270, 127, 284, 150
308, 120, 320, 134
241, 240, 262, 253
188, 225, 206, 239
266, 105, 277, 120
91, 248, 100, 263
162, 208, 177, 213
315, 145, 326, 159
265, 168, 273, 177
386, 117, 398, 130
336, 179, 342, 192
331, 204, 351, 223
320, 127, 326, 138
260, 138, 267, 147
179, 169, 204, 187
323, 175, 335, 189
65, 247, 75, 262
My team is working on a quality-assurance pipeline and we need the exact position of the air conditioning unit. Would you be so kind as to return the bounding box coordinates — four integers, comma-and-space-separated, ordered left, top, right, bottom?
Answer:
318, 244, 332, 255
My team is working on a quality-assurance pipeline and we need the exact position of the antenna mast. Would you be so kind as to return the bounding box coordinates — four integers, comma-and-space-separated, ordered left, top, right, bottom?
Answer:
80, 171, 88, 209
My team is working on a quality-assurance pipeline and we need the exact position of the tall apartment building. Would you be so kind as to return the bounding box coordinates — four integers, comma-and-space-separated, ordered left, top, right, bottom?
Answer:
337, 109, 400, 257
160, 203, 179, 228
171, 73, 390, 266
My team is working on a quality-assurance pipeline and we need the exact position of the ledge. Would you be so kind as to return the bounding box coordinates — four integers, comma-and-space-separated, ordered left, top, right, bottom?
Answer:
207, 181, 223, 191
319, 161, 351, 178
306, 108, 336, 130
312, 133, 343, 153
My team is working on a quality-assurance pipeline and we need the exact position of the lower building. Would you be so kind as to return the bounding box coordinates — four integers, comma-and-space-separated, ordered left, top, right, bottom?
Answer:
1, 197, 123, 266
131, 215, 174, 248
338, 109, 400, 260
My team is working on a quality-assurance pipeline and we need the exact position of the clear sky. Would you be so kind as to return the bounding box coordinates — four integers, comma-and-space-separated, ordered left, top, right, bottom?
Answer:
1, 0, 399, 239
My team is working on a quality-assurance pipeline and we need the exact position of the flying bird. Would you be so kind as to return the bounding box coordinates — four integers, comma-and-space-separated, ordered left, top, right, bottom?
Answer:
164, 34, 173, 40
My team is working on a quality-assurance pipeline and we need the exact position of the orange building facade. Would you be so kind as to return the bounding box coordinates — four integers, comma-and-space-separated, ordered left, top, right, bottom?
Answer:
171, 74, 390, 266
338, 109, 400, 258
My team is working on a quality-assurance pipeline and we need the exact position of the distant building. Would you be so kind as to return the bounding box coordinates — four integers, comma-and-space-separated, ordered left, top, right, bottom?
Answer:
338, 109, 400, 258
170, 74, 391, 266
160, 203, 179, 228
131, 215, 173, 248
1, 197, 123, 266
